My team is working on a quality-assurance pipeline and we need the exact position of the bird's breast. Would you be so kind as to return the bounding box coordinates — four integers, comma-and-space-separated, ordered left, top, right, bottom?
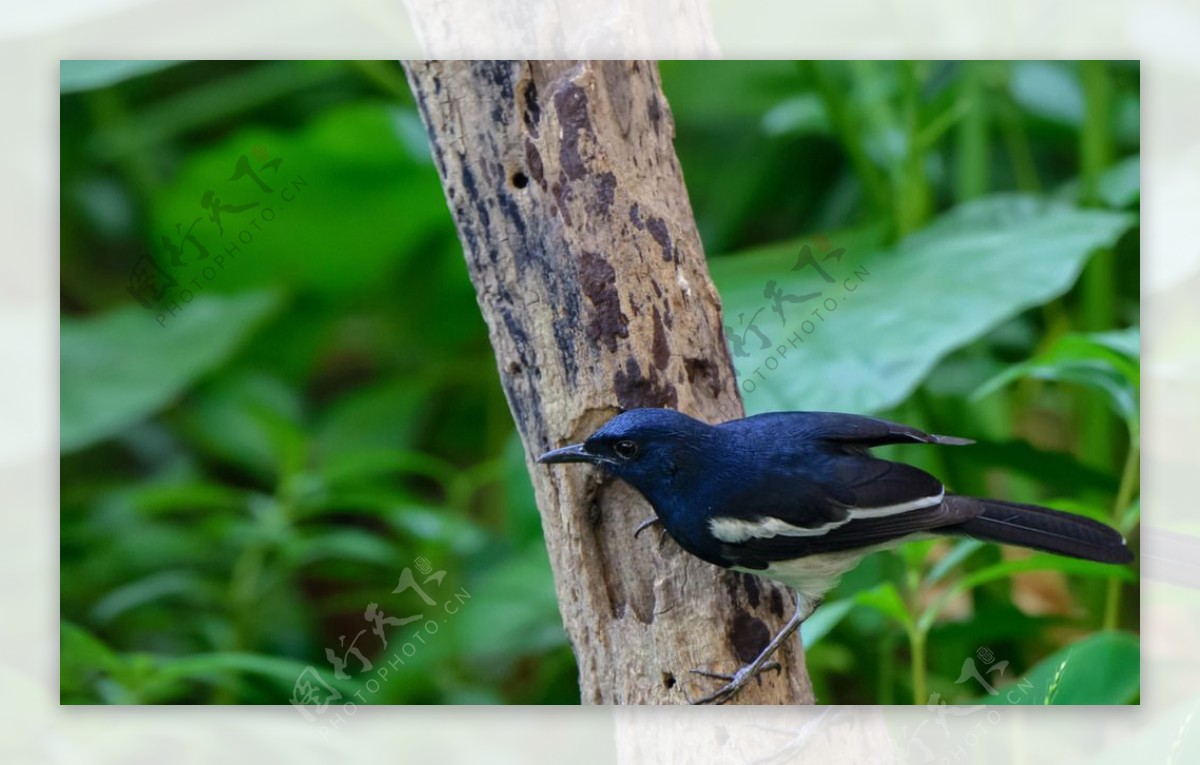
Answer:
734, 550, 868, 603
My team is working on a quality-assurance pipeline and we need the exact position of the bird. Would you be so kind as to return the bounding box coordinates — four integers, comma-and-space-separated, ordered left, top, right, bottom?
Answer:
537, 407, 1134, 704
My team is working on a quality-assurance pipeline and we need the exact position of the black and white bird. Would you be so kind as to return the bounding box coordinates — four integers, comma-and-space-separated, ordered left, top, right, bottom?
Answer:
538, 407, 1133, 704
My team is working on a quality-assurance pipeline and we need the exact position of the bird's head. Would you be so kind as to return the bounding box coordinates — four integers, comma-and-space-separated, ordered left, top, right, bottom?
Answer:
537, 408, 713, 498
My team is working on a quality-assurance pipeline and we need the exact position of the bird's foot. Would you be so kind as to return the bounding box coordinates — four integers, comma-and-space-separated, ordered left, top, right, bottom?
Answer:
633, 517, 670, 549
686, 661, 782, 705
633, 517, 660, 539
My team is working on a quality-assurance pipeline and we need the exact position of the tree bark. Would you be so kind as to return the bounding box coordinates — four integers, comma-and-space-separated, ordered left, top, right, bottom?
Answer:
404, 60, 813, 704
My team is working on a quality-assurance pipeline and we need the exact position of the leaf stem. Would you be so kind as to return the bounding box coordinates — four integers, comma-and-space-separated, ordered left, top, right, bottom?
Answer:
1103, 433, 1140, 630
954, 62, 989, 203
910, 626, 928, 705
805, 62, 891, 218
905, 562, 929, 705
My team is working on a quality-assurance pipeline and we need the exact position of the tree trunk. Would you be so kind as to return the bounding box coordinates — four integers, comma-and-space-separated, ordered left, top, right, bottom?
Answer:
404, 59, 814, 704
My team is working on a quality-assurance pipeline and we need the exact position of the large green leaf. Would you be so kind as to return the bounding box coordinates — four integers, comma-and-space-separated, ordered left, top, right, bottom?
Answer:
980, 630, 1139, 704
710, 194, 1133, 415
61, 291, 281, 452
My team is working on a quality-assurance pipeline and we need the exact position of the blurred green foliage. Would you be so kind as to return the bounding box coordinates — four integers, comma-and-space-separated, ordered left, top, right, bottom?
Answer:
60, 60, 1139, 706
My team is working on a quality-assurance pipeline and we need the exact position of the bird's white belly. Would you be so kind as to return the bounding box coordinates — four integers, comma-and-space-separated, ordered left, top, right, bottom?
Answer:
734, 551, 868, 604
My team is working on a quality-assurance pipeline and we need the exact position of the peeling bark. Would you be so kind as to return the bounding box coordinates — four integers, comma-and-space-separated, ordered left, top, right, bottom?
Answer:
404, 60, 813, 704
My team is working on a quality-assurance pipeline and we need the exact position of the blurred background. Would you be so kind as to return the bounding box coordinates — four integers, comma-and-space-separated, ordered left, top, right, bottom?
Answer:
60, 60, 1139, 705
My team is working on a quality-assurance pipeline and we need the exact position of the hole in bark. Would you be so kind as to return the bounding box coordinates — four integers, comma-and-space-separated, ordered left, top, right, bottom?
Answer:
511, 171, 529, 189
662, 672, 676, 690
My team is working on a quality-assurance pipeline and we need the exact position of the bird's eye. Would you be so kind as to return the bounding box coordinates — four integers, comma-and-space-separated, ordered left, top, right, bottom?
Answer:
613, 440, 639, 460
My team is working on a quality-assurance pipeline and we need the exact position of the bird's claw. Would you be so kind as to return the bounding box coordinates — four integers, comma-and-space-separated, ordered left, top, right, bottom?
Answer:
633, 517, 669, 548
633, 517, 660, 539
686, 661, 782, 705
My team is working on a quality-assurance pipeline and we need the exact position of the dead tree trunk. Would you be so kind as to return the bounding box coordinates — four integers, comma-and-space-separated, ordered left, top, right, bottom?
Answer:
404, 60, 814, 704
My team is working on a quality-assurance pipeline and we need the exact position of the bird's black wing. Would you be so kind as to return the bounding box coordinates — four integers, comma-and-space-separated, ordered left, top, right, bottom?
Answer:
723, 500, 977, 569
705, 452, 978, 569
698, 411, 979, 569
735, 411, 973, 449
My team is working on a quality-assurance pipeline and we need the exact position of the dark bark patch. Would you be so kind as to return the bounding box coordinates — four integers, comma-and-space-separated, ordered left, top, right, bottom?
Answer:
521, 79, 541, 137
629, 202, 644, 230
741, 572, 762, 609
552, 316, 579, 386
651, 307, 670, 370
524, 139, 545, 189
477, 62, 515, 127
554, 81, 592, 182
648, 94, 662, 127
646, 215, 673, 261
579, 250, 627, 352
729, 612, 771, 664
684, 356, 723, 398
592, 171, 617, 217
770, 587, 785, 618
613, 358, 678, 410
495, 186, 527, 244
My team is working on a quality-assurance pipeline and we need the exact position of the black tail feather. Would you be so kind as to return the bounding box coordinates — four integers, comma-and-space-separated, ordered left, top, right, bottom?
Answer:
946, 496, 1133, 564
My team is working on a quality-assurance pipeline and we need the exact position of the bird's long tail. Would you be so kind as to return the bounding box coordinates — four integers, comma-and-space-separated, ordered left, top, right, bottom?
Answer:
945, 495, 1133, 564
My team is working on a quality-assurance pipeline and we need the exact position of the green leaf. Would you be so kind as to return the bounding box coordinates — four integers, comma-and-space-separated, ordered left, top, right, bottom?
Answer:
145, 101, 452, 300
1010, 61, 1084, 127
122, 481, 247, 517
290, 529, 401, 567
800, 598, 856, 648
151, 652, 363, 698
761, 94, 830, 137
925, 539, 985, 587
458, 544, 567, 664
61, 291, 282, 452
853, 582, 913, 631
61, 621, 129, 702
1098, 155, 1141, 208
316, 380, 433, 458
919, 553, 1134, 633
90, 570, 214, 624
956, 553, 1134, 593
61, 621, 122, 676
1120, 499, 1141, 535
711, 194, 1133, 414
975, 328, 1140, 427
172, 370, 305, 479
60, 60, 180, 94
1090, 326, 1141, 360
980, 631, 1139, 704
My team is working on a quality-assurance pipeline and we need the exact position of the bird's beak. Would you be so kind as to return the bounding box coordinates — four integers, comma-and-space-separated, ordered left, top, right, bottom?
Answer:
537, 443, 605, 465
